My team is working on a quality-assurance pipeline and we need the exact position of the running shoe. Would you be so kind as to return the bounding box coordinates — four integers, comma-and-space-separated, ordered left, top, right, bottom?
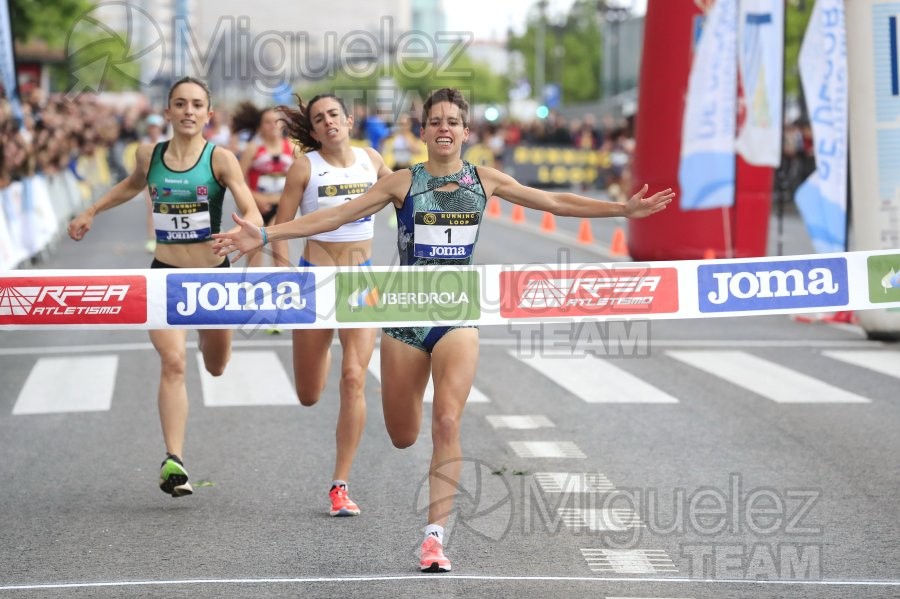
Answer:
419, 536, 451, 572
328, 484, 360, 516
159, 454, 193, 497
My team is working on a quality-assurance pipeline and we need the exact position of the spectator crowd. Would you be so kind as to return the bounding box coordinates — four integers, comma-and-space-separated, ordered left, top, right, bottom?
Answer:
1, 83, 817, 269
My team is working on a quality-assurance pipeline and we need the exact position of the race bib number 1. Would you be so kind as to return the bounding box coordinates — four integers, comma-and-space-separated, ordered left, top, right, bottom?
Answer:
153, 201, 212, 242
413, 211, 479, 259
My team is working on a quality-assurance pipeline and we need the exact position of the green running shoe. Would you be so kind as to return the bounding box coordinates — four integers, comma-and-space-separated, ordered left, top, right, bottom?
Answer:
159, 454, 193, 497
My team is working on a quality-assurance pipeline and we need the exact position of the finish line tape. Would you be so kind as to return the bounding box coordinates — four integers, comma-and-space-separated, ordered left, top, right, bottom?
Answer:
1, 249, 899, 330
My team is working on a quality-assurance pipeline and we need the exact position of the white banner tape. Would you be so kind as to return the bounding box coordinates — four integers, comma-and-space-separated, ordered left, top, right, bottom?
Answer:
1, 249, 899, 330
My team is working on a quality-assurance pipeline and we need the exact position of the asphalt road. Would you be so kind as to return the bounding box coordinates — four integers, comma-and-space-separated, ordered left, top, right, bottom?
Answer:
0, 191, 898, 598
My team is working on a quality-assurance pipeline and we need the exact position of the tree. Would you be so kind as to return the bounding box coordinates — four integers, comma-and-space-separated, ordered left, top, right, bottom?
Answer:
784, 0, 816, 100
507, 0, 603, 104
392, 51, 510, 106
297, 47, 510, 116
9, 0, 92, 45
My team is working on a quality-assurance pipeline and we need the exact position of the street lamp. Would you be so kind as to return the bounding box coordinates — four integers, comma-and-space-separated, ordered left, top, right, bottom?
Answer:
597, 0, 632, 98
535, 0, 548, 101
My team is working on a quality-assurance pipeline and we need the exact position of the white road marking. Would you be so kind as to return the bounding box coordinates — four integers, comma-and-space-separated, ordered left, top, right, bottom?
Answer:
823, 350, 900, 379
367, 352, 490, 403
581, 549, 678, 574
13, 355, 118, 415
486, 415, 554, 429
559, 508, 645, 531
512, 351, 679, 403
0, 575, 897, 591
198, 351, 297, 407
509, 441, 586, 458
667, 350, 872, 404
534, 472, 616, 493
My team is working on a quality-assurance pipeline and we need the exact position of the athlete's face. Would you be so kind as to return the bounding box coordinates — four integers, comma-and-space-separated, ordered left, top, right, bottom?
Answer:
165, 83, 211, 137
422, 101, 468, 159
259, 110, 282, 142
309, 98, 352, 148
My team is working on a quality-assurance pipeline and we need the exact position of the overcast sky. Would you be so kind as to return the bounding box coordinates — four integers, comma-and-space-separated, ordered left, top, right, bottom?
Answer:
443, 0, 648, 41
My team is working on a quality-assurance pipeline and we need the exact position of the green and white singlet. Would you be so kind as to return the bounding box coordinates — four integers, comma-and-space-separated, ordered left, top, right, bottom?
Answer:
147, 141, 226, 244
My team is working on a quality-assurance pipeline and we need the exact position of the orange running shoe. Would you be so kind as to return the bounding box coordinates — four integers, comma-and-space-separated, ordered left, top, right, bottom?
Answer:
328, 485, 360, 517
419, 536, 451, 572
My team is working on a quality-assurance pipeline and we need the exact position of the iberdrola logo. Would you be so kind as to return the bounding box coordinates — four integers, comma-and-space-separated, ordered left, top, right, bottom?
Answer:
881, 268, 900, 293
347, 287, 380, 311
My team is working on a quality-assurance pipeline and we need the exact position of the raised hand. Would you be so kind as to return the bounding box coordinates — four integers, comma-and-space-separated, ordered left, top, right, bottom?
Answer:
623, 184, 675, 219
211, 212, 264, 260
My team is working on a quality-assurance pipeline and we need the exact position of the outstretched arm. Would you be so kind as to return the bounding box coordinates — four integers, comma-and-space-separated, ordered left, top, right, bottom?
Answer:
477, 166, 674, 219
67, 144, 154, 241
212, 169, 411, 261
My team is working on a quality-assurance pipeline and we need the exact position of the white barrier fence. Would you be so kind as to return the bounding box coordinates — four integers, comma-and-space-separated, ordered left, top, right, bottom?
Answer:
1, 148, 114, 271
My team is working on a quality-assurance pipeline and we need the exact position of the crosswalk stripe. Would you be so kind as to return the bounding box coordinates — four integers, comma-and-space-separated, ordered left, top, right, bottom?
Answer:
509, 441, 586, 458
823, 350, 900, 379
366, 352, 490, 403
511, 351, 679, 403
533, 472, 616, 493
486, 415, 554, 429
668, 350, 871, 404
559, 508, 645, 531
198, 351, 297, 407
13, 355, 118, 415
580, 548, 678, 574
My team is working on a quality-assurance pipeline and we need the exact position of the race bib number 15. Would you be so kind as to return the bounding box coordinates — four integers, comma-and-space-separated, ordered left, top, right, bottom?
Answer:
153, 201, 212, 242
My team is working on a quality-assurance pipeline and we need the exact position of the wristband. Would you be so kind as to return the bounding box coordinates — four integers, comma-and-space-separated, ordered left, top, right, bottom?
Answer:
260, 226, 269, 246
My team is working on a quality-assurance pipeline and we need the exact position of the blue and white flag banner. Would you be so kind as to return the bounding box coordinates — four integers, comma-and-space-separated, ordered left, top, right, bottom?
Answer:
0, 0, 21, 120
735, 0, 784, 167
796, 0, 849, 253
679, 0, 739, 210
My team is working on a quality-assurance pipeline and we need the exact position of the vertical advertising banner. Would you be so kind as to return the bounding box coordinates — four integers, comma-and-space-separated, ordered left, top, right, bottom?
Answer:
795, 0, 849, 254
735, 0, 784, 167
0, 0, 21, 119
678, 0, 738, 210
846, 0, 900, 338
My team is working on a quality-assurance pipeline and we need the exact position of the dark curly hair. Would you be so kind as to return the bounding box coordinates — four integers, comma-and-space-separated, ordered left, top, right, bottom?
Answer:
277, 93, 350, 152
231, 101, 265, 135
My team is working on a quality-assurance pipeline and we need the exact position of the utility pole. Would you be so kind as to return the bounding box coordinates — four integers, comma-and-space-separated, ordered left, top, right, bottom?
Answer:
597, 0, 632, 99
535, 0, 548, 101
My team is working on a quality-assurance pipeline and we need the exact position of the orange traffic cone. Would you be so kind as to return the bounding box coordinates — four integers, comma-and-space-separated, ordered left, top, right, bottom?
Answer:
540, 211, 556, 232
487, 196, 501, 218
577, 219, 594, 244
703, 248, 716, 260
609, 226, 627, 256
511, 204, 526, 224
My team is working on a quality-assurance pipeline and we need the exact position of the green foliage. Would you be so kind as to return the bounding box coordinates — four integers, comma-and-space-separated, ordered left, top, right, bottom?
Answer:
392, 51, 510, 105
296, 45, 510, 110
507, 0, 603, 103
9, 0, 93, 44
784, 0, 816, 99
66, 29, 142, 92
